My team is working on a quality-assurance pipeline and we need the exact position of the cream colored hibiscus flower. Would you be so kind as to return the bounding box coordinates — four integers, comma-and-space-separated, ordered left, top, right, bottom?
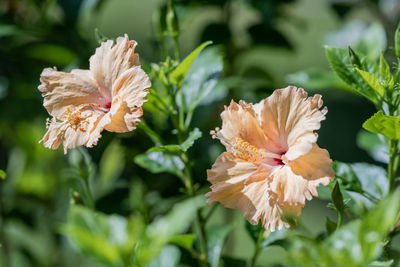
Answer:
39, 34, 151, 153
206, 86, 334, 231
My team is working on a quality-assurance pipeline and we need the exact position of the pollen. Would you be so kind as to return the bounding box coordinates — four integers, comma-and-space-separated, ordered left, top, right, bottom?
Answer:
211, 127, 265, 162
61, 104, 95, 132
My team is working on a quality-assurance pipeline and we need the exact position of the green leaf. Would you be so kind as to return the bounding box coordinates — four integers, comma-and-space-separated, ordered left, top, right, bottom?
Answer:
332, 182, 345, 212
379, 53, 391, 82
148, 145, 181, 153
325, 217, 337, 236
180, 128, 202, 151
348, 46, 361, 67
148, 128, 202, 154
289, 191, 400, 265
356, 68, 384, 97
170, 41, 212, 86
369, 260, 394, 267
207, 224, 233, 267
260, 228, 289, 249
326, 191, 400, 264
325, 47, 379, 104
169, 234, 196, 251
60, 205, 127, 266
98, 141, 124, 196
177, 46, 225, 112
395, 23, 400, 58
0, 169, 6, 180
363, 111, 400, 139
136, 195, 207, 263
333, 162, 387, 215
134, 152, 184, 176
148, 245, 181, 267
356, 130, 388, 163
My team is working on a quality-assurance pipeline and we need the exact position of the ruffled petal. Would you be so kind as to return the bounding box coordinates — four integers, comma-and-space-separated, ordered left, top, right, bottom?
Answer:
259, 86, 327, 160
105, 66, 151, 132
89, 34, 140, 100
206, 152, 259, 208
40, 104, 107, 154
220, 100, 271, 151
285, 143, 334, 181
39, 68, 107, 118
269, 165, 330, 205
241, 179, 291, 232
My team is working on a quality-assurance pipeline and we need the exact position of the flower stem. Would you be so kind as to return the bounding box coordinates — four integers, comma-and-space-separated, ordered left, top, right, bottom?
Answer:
336, 211, 343, 231
388, 139, 399, 192
248, 227, 265, 267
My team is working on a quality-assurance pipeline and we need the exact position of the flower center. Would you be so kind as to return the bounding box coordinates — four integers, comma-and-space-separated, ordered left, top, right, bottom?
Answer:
105, 101, 111, 109
61, 104, 96, 132
210, 127, 281, 163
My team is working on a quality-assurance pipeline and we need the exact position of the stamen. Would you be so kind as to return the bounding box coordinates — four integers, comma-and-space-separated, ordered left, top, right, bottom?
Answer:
210, 127, 281, 162
61, 104, 98, 132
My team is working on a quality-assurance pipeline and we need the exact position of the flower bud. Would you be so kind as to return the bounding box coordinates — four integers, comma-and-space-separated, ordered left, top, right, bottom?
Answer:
348, 46, 361, 68
166, 1, 179, 37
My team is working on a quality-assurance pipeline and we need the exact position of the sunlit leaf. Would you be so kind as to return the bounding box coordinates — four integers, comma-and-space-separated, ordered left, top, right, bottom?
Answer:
169, 234, 196, 251
379, 53, 391, 82
0, 169, 6, 180
325, 47, 379, 104
356, 68, 384, 97
170, 41, 212, 86
363, 111, 400, 139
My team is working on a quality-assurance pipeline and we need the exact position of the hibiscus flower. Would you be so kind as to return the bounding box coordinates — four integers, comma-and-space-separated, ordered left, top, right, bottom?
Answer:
206, 86, 334, 231
39, 34, 151, 153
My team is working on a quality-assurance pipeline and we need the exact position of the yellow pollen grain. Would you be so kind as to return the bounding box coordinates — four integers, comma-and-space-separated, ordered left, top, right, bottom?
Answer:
229, 137, 263, 162
62, 104, 95, 132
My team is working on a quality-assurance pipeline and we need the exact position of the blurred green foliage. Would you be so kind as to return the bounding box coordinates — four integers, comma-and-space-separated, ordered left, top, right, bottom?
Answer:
2, 0, 400, 266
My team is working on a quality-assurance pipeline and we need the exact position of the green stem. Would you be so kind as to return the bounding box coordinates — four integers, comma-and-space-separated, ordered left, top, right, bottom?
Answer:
388, 139, 399, 192
197, 210, 209, 267
336, 211, 343, 231
173, 36, 180, 61
137, 120, 163, 145
248, 227, 265, 267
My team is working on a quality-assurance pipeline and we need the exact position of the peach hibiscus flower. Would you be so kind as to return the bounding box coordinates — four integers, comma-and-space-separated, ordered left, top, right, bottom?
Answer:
206, 86, 334, 231
39, 35, 151, 153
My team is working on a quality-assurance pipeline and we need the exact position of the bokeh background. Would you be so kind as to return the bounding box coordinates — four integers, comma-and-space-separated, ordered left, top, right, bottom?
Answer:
1, 0, 400, 266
